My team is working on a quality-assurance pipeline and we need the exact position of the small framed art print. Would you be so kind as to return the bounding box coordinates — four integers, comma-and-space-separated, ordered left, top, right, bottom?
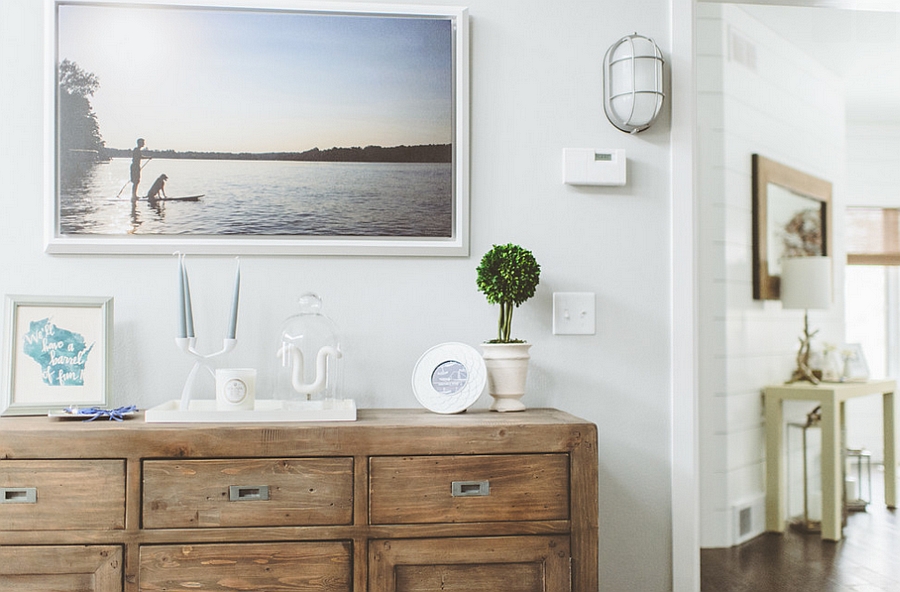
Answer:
2, 295, 113, 416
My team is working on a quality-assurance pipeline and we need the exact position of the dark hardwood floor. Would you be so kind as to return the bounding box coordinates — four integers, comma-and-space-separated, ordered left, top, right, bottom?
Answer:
702, 469, 900, 592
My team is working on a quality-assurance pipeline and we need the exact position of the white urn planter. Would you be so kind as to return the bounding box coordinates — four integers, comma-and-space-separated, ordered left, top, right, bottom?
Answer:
481, 342, 532, 412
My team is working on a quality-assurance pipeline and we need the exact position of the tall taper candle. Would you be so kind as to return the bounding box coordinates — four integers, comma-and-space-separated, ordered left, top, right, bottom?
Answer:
177, 256, 186, 338
183, 260, 195, 338
227, 258, 240, 339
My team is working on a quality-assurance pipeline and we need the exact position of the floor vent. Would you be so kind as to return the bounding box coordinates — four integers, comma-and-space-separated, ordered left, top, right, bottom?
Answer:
727, 27, 757, 72
739, 506, 752, 537
732, 495, 765, 546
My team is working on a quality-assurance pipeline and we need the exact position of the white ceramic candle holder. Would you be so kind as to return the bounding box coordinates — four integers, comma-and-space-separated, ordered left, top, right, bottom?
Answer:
173, 254, 241, 410
176, 337, 237, 410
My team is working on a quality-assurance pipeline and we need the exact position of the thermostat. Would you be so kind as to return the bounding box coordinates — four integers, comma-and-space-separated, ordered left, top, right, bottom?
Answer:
562, 148, 626, 186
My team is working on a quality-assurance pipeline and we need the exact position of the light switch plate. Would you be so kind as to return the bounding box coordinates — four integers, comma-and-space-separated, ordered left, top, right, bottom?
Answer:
552, 292, 596, 335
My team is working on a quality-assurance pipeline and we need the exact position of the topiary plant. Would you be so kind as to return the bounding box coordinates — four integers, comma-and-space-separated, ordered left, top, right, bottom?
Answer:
476, 243, 541, 343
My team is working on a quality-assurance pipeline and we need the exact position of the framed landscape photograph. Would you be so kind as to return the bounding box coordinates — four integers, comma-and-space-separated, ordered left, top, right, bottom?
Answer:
2, 296, 113, 416
44, 0, 469, 256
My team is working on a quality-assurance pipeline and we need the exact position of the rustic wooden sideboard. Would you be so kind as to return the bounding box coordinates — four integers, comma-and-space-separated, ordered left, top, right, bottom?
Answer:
0, 408, 598, 591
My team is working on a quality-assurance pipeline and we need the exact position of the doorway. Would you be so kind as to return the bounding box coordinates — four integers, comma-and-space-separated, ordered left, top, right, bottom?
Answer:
694, 1, 900, 584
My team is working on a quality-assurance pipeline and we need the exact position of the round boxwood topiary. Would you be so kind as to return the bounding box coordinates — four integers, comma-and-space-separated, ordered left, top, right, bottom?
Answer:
476, 243, 541, 343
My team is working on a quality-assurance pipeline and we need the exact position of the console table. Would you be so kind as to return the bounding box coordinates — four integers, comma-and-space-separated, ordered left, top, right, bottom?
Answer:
0, 408, 597, 591
764, 380, 897, 541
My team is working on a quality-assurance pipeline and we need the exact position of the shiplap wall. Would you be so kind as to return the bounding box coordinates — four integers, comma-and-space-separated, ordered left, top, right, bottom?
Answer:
697, 3, 847, 548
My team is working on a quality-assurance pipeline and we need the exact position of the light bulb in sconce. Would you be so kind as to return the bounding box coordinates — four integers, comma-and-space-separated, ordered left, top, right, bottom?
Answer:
603, 33, 665, 134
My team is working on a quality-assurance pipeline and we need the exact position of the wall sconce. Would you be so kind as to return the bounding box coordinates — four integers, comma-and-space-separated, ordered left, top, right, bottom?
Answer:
603, 33, 665, 134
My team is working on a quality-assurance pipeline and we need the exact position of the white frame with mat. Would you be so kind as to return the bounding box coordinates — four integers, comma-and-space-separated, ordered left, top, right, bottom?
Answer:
44, 0, 470, 257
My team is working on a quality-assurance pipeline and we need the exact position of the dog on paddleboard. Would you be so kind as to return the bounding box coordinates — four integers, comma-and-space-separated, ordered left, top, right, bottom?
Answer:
146, 174, 168, 201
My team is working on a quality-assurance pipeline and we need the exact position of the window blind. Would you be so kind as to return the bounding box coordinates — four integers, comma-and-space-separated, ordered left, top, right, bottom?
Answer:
846, 206, 900, 265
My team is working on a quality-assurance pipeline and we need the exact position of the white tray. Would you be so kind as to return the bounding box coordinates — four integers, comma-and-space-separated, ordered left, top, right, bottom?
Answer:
144, 398, 357, 423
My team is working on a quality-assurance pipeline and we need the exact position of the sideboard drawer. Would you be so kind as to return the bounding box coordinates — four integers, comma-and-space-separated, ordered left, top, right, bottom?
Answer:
369, 536, 571, 592
369, 454, 569, 524
0, 545, 123, 591
0, 460, 125, 531
142, 457, 353, 529
140, 541, 352, 591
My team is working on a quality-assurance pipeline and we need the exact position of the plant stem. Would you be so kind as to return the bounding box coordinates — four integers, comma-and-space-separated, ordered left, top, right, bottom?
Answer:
499, 301, 513, 342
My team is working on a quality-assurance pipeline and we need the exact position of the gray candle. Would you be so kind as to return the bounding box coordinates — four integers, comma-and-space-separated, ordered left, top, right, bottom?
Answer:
177, 256, 186, 338
183, 262, 195, 338
227, 258, 240, 339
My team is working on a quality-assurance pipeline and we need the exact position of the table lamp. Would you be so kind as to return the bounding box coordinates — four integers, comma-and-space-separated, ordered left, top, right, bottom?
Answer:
781, 256, 832, 383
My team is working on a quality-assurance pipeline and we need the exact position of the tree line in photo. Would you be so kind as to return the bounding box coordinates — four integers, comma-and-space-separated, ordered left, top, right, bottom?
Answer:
103, 143, 452, 164
58, 59, 105, 165
58, 58, 452, 176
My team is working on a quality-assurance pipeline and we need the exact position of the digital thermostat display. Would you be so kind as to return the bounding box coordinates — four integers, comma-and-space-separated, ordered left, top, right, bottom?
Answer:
594, 152, 614, 161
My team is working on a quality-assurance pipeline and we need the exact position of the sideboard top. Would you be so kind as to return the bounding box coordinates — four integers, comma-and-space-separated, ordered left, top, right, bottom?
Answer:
0, 407, 590, 430
0, 407, 596, 459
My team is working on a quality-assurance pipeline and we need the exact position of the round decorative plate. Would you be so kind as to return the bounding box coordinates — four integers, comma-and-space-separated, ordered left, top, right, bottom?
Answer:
412, 342, 486, 414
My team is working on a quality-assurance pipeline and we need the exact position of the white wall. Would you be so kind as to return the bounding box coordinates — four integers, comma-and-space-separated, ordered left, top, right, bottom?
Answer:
847, 122, 900, 208
0, 0, 680, 589
697, 3, 847, 548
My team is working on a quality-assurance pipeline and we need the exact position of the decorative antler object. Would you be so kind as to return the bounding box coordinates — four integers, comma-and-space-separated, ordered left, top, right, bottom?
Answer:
789, 311, 820, 384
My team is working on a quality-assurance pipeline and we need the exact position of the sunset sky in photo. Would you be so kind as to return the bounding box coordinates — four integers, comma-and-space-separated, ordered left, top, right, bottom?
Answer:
57, 3, 454, 153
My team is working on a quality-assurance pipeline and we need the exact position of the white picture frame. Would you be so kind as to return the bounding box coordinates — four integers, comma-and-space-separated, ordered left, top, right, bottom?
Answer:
2, 295, 113, 416
44, 0, 470, 256
411, 342, 485, 414
842, 343, 870, 382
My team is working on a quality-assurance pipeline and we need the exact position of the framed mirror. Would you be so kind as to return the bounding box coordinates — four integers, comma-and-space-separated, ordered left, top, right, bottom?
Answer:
752, 154, 832, 300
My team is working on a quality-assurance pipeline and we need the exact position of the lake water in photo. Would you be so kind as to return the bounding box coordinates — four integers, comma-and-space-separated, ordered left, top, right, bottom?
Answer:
59, 158, 453, 237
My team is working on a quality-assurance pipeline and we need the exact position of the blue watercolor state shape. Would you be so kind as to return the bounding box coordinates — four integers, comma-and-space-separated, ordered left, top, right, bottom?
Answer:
22, 318, 94, 386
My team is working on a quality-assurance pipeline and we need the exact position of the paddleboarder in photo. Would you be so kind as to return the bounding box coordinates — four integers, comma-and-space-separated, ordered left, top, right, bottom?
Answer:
130, 137, 149, 201
146, 173, 168, 202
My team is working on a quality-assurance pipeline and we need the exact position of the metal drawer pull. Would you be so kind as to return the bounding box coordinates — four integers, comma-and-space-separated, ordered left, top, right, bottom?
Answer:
229, 485, 269, 501
0, 487, 37, 504
451, 480, 490, 497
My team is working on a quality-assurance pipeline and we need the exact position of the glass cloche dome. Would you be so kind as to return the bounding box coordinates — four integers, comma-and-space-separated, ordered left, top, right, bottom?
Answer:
274, 293, 343, 404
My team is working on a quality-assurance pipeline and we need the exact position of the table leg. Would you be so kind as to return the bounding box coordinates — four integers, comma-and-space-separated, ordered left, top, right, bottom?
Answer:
885, 390, 897, 509
820, 399, 842, 541
765, 394, 785, 533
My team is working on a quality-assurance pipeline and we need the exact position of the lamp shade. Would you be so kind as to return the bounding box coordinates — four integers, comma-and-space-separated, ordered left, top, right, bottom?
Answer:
780, 256, 832, 310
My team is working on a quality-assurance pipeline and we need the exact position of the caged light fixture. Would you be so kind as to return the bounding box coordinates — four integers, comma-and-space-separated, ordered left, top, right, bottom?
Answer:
603, 33, 665, 134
